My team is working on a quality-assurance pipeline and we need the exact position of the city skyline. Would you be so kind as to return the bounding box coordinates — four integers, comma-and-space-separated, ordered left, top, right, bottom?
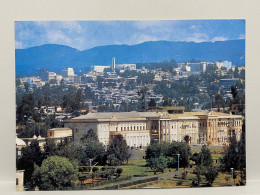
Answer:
15, 20, 245, 50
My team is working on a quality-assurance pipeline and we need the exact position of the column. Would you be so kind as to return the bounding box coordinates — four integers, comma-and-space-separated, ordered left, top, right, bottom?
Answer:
212, 119, 215, 145
169, 121, 171, 142
165, 121, 167, 141
206, 120, 209, 143
158, 120, 161, 142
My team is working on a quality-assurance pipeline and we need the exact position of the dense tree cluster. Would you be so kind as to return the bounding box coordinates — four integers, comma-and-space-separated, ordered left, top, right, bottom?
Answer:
145, 142, 191, 173
32, 156, 79, 190
17, 129, 131, 190
191, 145, 219, 186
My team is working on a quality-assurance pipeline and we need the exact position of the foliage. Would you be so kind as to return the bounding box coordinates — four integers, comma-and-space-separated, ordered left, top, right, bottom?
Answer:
32, 156, 79, 190
145, 141, 191, 169
196, 145, 213, 167
85, 140, 106, 166
16, 140, 44, 186
166, 141, 191, 168
203, 166, 219, 186
146, 156, 168, 174
148, 98, 157, 108
107, 134, 131, 166
44, 139, 59, 157
81, 128, 99, 142
116, 168, 123, 177
145, 142, 169, 159
181, 171, 187, 180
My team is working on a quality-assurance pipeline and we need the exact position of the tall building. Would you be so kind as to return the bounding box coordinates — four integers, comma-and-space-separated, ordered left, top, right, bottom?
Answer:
112, 57, 116, 72
39, 69, 56, 81
61, 67, 75, 78
64, 107, 243, 147
223, 61, 232, 70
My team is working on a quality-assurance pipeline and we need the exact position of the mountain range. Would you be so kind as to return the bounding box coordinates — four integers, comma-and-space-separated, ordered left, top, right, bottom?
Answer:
15, 39, 245, 76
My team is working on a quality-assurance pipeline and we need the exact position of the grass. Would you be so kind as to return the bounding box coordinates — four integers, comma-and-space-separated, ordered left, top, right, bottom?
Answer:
117, 159, 154, 176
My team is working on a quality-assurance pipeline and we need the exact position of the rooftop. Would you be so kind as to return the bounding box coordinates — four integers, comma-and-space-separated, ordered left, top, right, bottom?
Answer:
70, 111, 161, 120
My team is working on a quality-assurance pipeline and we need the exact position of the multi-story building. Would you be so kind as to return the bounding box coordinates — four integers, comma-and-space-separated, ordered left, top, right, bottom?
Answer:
39, 70, 56, 81
64, 107, 243, 147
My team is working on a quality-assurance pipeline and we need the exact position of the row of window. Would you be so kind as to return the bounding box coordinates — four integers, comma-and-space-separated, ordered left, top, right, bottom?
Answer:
199, 120, 242, 127
120, 125, 146, 131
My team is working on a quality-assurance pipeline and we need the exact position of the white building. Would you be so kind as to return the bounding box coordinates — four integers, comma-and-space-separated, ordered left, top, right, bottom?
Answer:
64, 107, 243, 147
223, 61, 232, 70
92, 65, 111, 73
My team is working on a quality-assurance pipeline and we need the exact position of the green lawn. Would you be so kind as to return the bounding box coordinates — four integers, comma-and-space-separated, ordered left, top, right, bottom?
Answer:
117, 159, 154, 176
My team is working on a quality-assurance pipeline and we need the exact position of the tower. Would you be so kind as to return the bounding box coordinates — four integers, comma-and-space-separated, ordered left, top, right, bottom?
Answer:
112, 57, 116, 72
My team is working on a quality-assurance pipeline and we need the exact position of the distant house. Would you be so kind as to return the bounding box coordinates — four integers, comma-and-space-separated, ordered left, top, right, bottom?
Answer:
16, 135, 26, 157
47, 128, 73, 143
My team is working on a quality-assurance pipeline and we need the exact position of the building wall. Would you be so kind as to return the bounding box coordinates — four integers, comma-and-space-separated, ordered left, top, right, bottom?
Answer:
64, 112, 243, 147
177, 119, 199, 145
48, 129, 72, 138
16, 170, 24, 191
64, 122, 98, 142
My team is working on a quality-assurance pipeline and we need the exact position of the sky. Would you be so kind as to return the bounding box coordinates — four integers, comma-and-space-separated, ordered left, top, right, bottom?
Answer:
15, 20, 245, 51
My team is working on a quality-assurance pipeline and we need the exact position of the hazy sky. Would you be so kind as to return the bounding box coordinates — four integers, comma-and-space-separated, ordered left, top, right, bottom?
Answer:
15, 20, 245, 50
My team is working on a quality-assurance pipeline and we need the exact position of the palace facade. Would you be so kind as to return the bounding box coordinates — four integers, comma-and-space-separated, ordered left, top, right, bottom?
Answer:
64, 107, 243, 147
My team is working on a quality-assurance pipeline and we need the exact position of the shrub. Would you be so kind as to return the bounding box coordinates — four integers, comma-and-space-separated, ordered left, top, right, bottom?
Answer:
92, 167, 99, 173
116, 168, 123, 177
176, 179, 183, 186
181, 171, 187, 180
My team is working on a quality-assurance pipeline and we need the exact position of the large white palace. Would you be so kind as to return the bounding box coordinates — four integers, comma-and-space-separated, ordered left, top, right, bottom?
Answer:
64, 107, 243, 147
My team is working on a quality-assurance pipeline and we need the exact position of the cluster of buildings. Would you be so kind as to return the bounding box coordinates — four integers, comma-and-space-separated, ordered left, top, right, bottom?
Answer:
64, 107, 243, 148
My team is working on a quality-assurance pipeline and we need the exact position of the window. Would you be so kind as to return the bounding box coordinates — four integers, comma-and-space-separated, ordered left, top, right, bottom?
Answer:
16, 178, 19, 185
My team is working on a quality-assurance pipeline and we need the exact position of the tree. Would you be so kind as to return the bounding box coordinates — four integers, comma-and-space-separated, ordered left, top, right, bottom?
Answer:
221, 138, 239, 171
166, 141, 191, 168
32, 156, 79, 190
204, 166, 219, 186
221, 121, 246, 185
44, 139, 58, 157
16, 140, 44, 186
49, 79, 57, 85
196, 145, 213, 167
80, 129, 98, 142
148, 98, 157, 108
24, 82, 30, 93
215, 93, 224, 112
16, 93, 35, 122
145, 142, 191, 169
146, 156, 168, 174
138, 87, 147, 111
231, 85, 238, 99
145, 142, 169, 160
107, 134, 131, 166
162, 96, 173, 107
115, 168, 123, 178
62, 95, 69, 112
85, 140, 106, 166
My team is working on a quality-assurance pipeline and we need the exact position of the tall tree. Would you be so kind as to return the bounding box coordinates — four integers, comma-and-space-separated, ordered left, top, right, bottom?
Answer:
138, 87, 147, 111
215, 93, 224, 112
81, 128, 98, 142
148, 98, 157, 108
16, 140, 44, 187
196, 145, 213, 167
107, 134, 131, 166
